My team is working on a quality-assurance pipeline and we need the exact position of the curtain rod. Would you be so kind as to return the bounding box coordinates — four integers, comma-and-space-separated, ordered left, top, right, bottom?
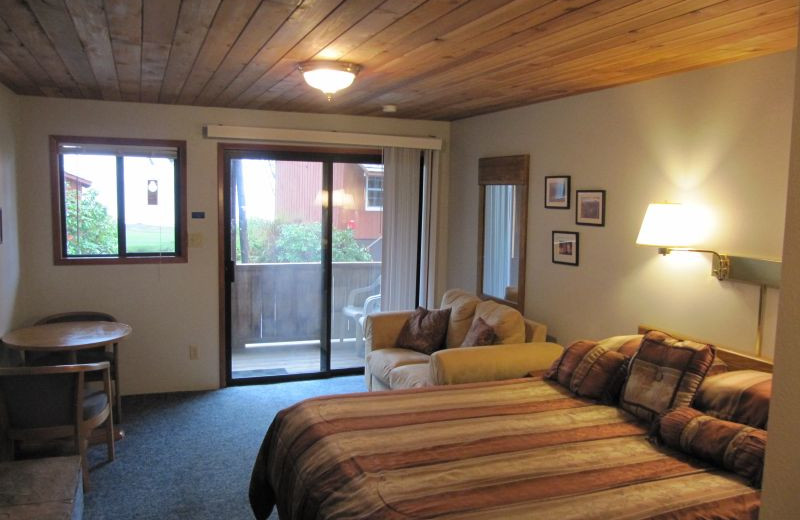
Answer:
204, 124, 443, 151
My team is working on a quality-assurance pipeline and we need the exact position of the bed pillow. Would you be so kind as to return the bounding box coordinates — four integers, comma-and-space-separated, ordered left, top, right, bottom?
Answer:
599, 333, 727, 375
460, 317, 496, 347
545, 340, 628, 402
655, 407, 766, 486
620, 331, 716, 423
395, 307, 451, 355
695, 370, 772, 429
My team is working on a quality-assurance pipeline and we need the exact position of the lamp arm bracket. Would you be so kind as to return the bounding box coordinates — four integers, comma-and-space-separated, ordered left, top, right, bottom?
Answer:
659, 247, 730, 281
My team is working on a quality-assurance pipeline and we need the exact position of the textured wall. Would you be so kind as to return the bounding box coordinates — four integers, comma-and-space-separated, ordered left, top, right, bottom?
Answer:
448, 51, 795, 355
15, 98, 449, 394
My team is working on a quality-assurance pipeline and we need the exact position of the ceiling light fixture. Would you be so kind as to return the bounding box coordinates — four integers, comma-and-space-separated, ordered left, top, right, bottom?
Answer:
299, 61, 360, 101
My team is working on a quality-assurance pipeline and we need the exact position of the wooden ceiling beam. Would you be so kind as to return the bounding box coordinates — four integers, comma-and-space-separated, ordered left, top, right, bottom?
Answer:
0, 47, 39, 95
231, 0, 387, 108
158, 0, 220, 105
347, 0, 794, 117
64, 0, 121, 101
105, 0, 142, 101
212, 0, 343, 107
191, 0, 298, 106
1, 0, 84, 98
175, 0, 261, 105
0, 15, 60, 96
141, 0, 180, 103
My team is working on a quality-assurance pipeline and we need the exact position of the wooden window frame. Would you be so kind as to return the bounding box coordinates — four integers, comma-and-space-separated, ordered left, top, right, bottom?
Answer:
50, 135, 188, 265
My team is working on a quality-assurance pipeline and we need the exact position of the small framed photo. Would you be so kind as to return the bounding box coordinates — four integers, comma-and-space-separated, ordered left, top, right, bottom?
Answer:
544, 176, 570, 209
552, 231, 579, 266
576, 190, 606, 226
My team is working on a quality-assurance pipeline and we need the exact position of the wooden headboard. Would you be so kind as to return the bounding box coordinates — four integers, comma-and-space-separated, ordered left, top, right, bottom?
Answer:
638, 325, 773, 373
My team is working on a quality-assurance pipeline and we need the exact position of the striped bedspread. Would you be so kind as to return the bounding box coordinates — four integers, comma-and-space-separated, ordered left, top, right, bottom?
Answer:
249, 378, 759, 519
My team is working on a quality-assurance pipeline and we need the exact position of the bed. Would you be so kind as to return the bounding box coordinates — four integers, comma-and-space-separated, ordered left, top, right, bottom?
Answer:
249, 329, 770, 519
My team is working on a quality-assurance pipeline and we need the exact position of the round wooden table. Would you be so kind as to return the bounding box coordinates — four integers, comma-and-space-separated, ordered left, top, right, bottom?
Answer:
2, 320, 132, 442
1, 321, 132, 364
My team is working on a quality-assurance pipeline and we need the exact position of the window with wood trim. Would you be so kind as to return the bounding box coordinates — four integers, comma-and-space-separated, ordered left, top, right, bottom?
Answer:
50, 136, 187, 264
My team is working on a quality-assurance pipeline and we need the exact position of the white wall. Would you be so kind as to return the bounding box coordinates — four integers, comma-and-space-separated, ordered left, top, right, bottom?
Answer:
15, 98, 449, 394
448, 51, 795, 355
0, 83, 19, 340
760, 38, 800, 519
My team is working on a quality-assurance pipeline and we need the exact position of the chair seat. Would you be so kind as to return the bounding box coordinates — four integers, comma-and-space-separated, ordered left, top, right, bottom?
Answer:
83, 390, 108, 420
342, 304, 364, 319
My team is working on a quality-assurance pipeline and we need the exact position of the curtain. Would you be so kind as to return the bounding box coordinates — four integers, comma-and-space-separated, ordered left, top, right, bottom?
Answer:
483, 185, 514, 298
381, 148, 422, 311
418, 150, 440, 308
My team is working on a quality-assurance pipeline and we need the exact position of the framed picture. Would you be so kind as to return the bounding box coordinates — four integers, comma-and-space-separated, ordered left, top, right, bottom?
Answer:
576, 190, 606, 226
544, 176, 570, 209
552, 231, 579, 266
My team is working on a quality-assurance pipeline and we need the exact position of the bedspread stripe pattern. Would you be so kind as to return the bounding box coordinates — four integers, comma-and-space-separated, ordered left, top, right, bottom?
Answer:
250, 378, 759, 519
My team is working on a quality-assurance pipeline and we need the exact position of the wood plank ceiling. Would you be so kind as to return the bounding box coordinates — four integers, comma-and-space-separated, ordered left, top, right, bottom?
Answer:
0, 0, 796, 121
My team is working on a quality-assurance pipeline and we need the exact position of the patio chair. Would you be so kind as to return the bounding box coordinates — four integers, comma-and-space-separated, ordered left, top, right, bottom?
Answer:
339, 275, 381, 351
0, 362, 115, 491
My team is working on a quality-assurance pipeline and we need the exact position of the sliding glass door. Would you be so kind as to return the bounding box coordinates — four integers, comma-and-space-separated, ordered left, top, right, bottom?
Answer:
222, 147, 382, 384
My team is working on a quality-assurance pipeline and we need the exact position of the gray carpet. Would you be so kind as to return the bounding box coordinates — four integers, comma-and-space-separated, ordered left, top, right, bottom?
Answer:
84, 375, 366, 520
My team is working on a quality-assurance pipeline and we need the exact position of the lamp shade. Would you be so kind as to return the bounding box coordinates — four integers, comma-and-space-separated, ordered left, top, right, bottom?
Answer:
299, 61, 360, 99
636, 203, 695, 247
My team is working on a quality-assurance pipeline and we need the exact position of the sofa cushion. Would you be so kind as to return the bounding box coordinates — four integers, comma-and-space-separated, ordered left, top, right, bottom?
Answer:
366, 348, 430, 384
473, 300, 525, 344
461, 317, 496, 347
440, 289, 482, 347
388, 363, 433, 389
395, 307, 451, 355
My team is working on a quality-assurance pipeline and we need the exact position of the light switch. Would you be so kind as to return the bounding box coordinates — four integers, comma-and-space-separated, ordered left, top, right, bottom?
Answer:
189, 232, 203, 248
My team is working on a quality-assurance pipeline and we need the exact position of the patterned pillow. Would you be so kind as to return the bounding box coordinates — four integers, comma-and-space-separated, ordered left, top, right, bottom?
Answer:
655, 407, 766, 486
545, 340, 629, 402
460, 317, 496, 347
395, 307, 451, 355
620, 331, 716, 423
695, 370, 772, 429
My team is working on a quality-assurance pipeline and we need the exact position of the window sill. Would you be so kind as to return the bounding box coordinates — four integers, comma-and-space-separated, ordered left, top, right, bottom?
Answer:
53, 255, 188, 266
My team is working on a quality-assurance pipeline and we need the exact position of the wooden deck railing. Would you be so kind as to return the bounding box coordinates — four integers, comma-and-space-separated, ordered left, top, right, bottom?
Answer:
231, 262, 381, 349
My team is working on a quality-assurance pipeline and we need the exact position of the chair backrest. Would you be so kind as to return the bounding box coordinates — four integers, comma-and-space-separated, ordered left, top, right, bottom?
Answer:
0, 363, 108, 429
35, 311, 117, 325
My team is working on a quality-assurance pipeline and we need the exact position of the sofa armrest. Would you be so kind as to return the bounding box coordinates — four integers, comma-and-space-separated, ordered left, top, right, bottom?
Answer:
429, 342, 563, 385
364, 311, 413, 352
524, 318, 547, 343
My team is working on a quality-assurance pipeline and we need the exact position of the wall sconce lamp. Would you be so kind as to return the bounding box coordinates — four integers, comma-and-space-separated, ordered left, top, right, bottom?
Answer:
636, 202, 730, 280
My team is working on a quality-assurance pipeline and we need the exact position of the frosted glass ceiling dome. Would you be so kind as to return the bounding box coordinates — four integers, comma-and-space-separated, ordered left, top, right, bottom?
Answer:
299, 61, 361, 100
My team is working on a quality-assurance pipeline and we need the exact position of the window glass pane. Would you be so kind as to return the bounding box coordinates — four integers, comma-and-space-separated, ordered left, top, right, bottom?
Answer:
123, 156, 176, 254
62, 154, 119, 256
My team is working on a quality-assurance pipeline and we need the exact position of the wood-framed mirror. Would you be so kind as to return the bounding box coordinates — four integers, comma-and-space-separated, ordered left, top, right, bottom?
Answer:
477, 155, 529, 313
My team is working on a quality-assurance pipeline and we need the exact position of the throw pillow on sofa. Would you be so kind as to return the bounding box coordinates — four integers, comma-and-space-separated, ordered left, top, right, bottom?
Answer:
395, 307, 451, 355
460, 317, 496, 347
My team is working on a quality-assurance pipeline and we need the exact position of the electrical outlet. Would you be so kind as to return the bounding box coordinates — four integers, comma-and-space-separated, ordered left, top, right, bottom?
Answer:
189, 345, 199, 360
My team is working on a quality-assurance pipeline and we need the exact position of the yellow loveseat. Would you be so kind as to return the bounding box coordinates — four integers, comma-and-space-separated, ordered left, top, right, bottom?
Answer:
364, 289, 563, 391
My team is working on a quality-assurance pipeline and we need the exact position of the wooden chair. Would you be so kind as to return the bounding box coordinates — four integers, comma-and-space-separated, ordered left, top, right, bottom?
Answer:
0, 362, 115, 491
35, 312, 123, 423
